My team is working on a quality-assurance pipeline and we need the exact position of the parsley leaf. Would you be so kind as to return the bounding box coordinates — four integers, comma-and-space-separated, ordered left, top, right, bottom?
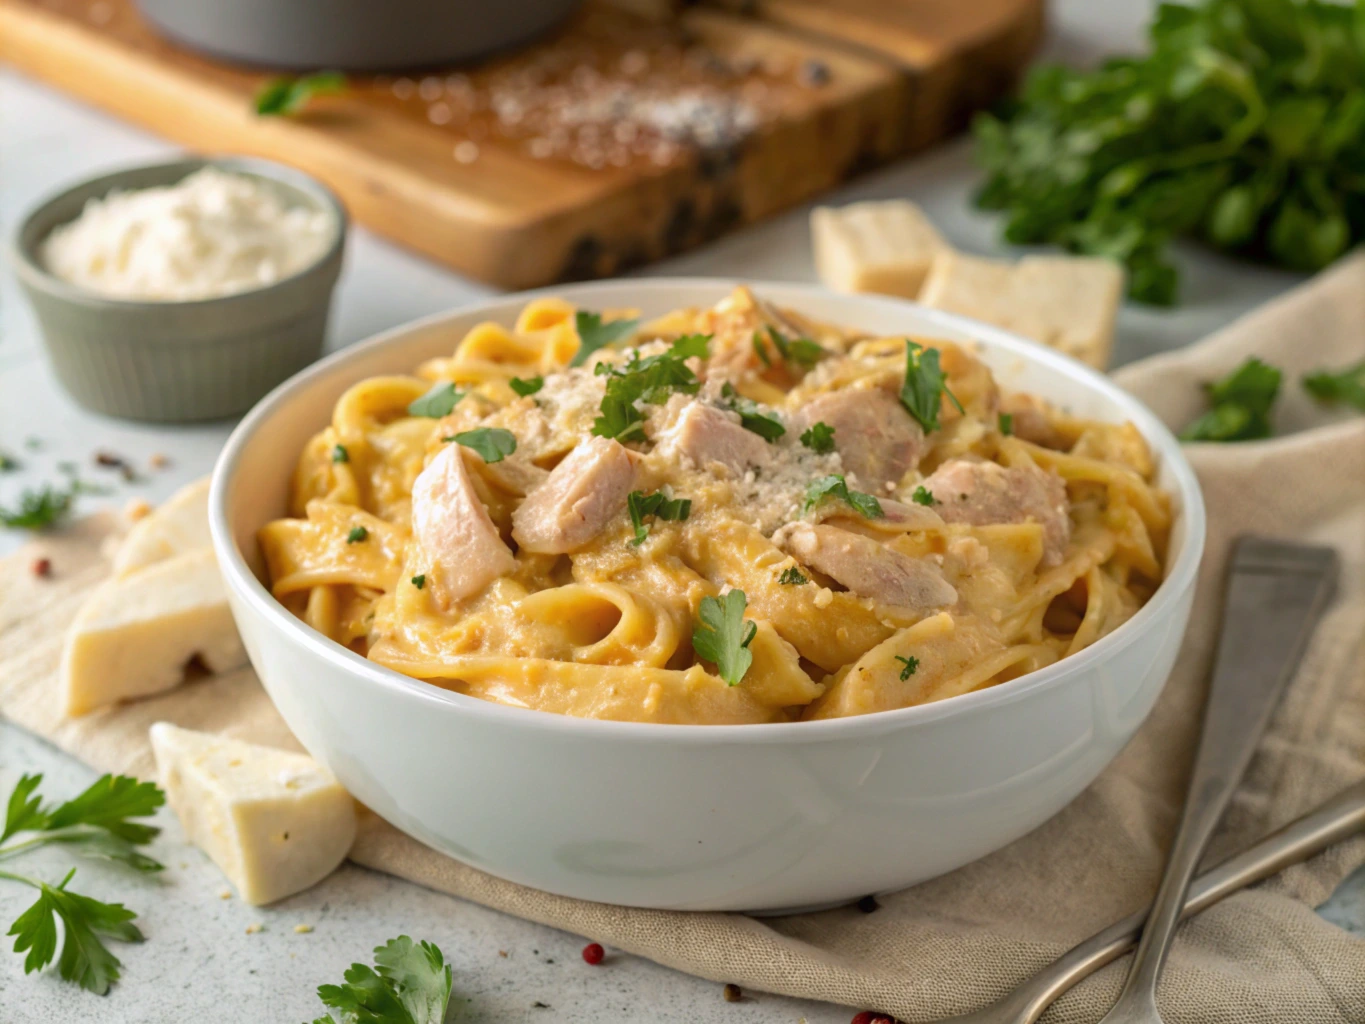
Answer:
411, 575, 426, 589
452, 428, 517, 464
626, 490, 691, 546
718, 383, 785, 441
332, 444, 349, 464
911, 485, 938, 507
6, 870, 142, 994
591, 335, 711, 441
900, 341, 962, 434
0, 451, 19, 472
0, 484, 82, 531
347, 526, 368, 544
571, 312, 640, 367
799, 422, 836, 454
1180, 357, 1282, 442
803, 475, 883, 519
692, 590, 757, 686
42, 774, 165, 848
509, 376, 544, 397
895, 655, 919, 681
751, 332, 772, 367
998, 412, 1014, 436
758, 325, 826, 368
407, 382, 463, 419
254, 71, 346, 116
309, 935, 453, 1024
1304, 359, 1365, 413
778, 567, 808, 586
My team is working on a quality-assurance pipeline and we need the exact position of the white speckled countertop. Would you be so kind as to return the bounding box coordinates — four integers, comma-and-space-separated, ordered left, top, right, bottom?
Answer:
1, 2, 1360, 1020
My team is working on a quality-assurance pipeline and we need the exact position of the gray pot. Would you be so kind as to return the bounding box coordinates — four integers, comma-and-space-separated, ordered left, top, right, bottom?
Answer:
10, 156, 347, 423
135, 0, 583, 72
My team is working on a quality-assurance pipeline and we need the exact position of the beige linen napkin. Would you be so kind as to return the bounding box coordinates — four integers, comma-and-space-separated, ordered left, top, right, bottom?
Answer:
3, 256, 1364, 1024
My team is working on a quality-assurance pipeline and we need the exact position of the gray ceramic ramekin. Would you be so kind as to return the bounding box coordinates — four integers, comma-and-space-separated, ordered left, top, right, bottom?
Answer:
10, 156, 347, 423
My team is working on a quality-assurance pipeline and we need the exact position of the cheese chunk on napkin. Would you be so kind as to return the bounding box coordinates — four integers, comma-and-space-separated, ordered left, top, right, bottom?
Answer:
812, 201, 947, 299
62, 476, 246, 716
150, 723, 357, 906
112, 477, 212, 577
919, 252, 1124, 370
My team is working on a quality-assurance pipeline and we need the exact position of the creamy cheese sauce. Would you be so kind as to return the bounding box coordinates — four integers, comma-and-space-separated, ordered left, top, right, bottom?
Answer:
41, 167, 334, 301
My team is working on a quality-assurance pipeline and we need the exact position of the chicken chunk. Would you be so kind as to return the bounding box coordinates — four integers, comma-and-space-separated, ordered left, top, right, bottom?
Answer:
655, 401, 772, 476
922, 459, 1071, 567
512, 437, 640, 554
789, 387, 924, 490
411, 443, 515, 604
773, 522, 957, 612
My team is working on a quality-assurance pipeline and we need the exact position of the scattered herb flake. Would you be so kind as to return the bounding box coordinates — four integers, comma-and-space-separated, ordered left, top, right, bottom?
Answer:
912, 485, 938, 507
254, 71, 346, 116
719, 383, 785, 441
799, 421, 836, 454
778, 567, 808, 586
509, 376, 544, 397
751, 331, 772, 368
692, 590, 757, 686
332, 444, 349, 464
571, 312, 640, 367
998, 412, 1014, 436
895, 655, 919, 681
452, 428, 517, 464
762, 325, 825, 368
626, 490, 691, 546
590, 335, 710, 441
803, 475, 883, 519
411, 575, 426, 590
346, 526, 368, 544
407, 382, 463, 419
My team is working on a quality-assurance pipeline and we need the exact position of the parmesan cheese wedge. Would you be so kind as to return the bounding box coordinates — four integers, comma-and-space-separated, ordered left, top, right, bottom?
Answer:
61, 547, 247, 716
112, 477, 212, 577
919, 252, 1124, 370
149, 723, 356, 905
811, 201, 947, 299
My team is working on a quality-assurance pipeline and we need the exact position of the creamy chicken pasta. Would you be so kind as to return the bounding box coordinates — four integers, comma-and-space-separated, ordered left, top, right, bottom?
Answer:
261, 288, 1170, 724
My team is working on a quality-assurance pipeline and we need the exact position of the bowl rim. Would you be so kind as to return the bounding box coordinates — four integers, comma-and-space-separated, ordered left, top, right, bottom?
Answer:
210, 278, 1207, 745
8, 155, 348, 310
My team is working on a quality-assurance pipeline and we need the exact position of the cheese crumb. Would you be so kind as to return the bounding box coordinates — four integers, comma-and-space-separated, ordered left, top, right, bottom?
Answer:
294, 924, 314, 934
246, 923, 264, 935
218, 889, 232, 900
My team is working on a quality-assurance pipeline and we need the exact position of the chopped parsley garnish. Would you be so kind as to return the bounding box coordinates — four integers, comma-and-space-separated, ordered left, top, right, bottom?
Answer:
1303, 359, 1365, 413
998, 412, 1013, 436
571, 311, 640, 367
803, 474, 882, 519
411, 574, 426, 589
0, 486, 74, 531
756, 325, 825, 369
452, 427, 517, 464
590, 334, 711, 441
1179, 357, 1281, 442
407, 382, 463, 419
911, 485, 938, 507
895, 655, 919, 681
718, 383, 785, 441
253, 71, 346, 117
306, 935, 453, 1024
346, 526, 368, 544
626, 489, 691, 546
900, 341, 963, 434
2, 773, 165, 993
799, 422, 835, 454
509, 376, 544, 397
331, 444, 349, 464
692, 590, 756, 686
0, 451, 18, 472
778, 567, 808, 586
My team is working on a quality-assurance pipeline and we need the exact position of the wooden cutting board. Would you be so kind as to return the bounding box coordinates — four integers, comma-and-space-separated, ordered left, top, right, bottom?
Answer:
0, 0, 1043, 289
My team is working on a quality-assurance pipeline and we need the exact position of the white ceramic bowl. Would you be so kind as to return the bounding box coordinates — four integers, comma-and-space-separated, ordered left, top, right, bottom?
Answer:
210, 280, 1205, 913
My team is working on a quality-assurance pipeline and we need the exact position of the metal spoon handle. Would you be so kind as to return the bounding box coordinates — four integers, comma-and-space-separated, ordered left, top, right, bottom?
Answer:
1101, 537, 1338, 1022
997, 778, 1365, 1024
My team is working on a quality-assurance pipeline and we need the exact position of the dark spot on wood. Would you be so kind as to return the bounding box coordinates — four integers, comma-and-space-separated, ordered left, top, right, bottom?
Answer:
664, 198, 696, 253
559, 235, 604, 282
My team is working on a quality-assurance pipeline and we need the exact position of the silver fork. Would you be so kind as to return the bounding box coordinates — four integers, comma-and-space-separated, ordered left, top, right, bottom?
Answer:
924, 777, 1365, 1024
931, 536, 1342, 1024
1093, 536, 1338, 1024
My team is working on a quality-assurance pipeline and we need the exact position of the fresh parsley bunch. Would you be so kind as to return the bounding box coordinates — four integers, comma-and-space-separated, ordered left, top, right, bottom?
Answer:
2, 773, 165, 993
974, 0, 1365, 305
309, 935, 453, 1024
